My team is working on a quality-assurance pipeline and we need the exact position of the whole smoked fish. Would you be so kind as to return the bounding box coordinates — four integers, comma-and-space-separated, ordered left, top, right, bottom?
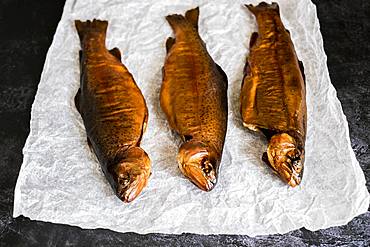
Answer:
161, 7, 228, 191
240, 2, 307, 187
75, 20, 151, 202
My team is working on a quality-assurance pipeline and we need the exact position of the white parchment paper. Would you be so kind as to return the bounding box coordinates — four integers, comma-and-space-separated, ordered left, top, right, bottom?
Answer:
13, 0, 369, 236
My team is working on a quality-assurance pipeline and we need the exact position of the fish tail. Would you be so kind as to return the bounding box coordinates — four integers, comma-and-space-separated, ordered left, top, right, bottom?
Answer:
74, 19, 108, 42
166, 7, 199, 32
245, 2, 279, 16
185, 7, 199, 30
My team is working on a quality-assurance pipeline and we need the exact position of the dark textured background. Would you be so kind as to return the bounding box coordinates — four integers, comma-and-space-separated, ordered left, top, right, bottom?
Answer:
0, 0, 369, 246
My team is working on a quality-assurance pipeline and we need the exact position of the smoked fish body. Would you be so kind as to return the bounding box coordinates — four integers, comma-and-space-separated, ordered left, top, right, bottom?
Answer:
240, 3, 307, 187
161, 8, 228, 191
75, 19, 150, 202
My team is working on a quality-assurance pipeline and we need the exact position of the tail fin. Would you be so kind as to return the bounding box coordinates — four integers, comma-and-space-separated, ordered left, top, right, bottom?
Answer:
166, 7, 199, 32
185, 7, 199, 31
245, 2, 279, 16
75, 19, 108, 41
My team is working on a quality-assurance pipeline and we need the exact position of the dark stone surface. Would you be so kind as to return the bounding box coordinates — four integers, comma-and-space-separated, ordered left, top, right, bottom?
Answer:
0, 0, 369, 246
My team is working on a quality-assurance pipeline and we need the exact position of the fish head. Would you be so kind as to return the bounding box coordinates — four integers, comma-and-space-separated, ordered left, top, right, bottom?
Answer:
177, 140, 219, 192
111, 147, 151, 203
265, 133, 304, 187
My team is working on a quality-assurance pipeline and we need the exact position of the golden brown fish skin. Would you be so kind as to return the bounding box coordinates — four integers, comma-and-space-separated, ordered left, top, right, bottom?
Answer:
240, 2, 307, 187
75, 19, 150, 202
160, 7, 228, 191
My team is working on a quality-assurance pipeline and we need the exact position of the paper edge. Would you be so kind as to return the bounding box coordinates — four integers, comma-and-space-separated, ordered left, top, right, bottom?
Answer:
12, 2, 72, 218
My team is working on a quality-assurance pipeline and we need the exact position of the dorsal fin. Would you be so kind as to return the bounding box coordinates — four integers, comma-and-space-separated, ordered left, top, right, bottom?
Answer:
215, 63, 228, 89
109, 47, 121, 61
74, 88, 81, 113
78, 50, 83, 64
78, 50, 83, 79
298, 60, 305, 84
185, 7, 199, 31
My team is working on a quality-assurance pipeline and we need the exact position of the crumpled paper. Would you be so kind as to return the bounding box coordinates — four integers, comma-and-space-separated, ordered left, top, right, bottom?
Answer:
13, 0, 369, 236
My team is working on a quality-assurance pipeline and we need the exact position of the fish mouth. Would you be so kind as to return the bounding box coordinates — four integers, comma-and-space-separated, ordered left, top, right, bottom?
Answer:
179, 156, 217, 191
270, 157, 303, 187
115, 163, 150, 203
265, 133, 304, 187
177, 141, 218, 191
111, 147, 151, 203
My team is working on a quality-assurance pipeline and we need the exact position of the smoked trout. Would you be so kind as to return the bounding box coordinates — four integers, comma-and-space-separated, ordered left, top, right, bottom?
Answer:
75, 19, 151, 202
160, 7, 228, 191
240, 2, 307, 187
